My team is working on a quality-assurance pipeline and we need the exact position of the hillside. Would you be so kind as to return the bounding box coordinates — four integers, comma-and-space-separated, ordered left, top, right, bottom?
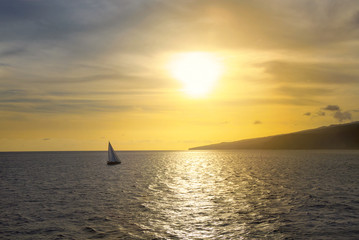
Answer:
190, 121, 359, 150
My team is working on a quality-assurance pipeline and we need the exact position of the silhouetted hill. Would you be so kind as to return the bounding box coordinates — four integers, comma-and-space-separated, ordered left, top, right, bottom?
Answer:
190, 121, 359, 150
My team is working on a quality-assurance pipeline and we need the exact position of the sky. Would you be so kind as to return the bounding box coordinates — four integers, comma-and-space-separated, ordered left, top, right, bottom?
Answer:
1, 0, 359, 151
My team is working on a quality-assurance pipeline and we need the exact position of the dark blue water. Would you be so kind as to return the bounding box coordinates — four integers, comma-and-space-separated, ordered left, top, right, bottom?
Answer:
1, 150, 359, 239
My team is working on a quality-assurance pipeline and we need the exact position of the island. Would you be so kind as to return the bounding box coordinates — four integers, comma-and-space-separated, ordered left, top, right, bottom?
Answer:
190, 121, 359, 150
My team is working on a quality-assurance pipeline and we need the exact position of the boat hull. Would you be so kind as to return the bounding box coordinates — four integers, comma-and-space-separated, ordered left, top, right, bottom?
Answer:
107, 161, 121, 165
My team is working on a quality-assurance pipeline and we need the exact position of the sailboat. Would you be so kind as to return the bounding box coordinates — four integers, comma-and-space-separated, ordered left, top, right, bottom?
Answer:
107, 142, 121, 165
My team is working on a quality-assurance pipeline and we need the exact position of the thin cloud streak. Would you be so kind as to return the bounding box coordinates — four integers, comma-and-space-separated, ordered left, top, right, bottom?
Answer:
260, 61, 359, 85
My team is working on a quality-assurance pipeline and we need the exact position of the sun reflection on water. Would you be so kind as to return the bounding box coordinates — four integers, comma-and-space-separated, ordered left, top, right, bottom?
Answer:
146, 152, 249, 239
132, 151, 299, 239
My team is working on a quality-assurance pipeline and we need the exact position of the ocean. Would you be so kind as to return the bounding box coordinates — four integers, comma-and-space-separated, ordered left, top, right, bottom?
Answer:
1, 150, 359, 239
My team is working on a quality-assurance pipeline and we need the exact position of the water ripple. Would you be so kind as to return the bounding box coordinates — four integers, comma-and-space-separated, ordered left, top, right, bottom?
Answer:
1, 150, 359, 239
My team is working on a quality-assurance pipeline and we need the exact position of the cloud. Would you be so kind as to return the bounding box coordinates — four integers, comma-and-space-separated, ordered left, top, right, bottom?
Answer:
0, 88, 177, 115
0, 97, 150, 114
0, 0, 159, 70
250, 97, 320, 106
127, 0, 359, 52
305, 105, 356, 123
0, 89, 134, 114
323, 105, 340, 111
260, 61, 359, 85
334, 111, 352, 122
275, 86, 334, 98
0, 47, 27, 58
322, 104, 353, 122
316, 111, 326, 117
0, 1, 140, 41
148, 0, 359, 51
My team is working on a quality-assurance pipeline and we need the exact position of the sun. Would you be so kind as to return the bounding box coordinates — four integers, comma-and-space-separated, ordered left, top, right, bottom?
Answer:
169, 52, 223, 97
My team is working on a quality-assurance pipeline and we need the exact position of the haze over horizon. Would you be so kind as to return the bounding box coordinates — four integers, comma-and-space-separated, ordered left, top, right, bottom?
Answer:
1, 0, 359, 151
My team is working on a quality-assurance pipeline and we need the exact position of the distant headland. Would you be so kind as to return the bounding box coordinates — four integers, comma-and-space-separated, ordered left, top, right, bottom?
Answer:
190, 121, 359, 150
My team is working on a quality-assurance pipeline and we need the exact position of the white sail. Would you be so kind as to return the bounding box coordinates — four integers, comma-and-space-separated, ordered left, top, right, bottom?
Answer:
108, 142, 121, 164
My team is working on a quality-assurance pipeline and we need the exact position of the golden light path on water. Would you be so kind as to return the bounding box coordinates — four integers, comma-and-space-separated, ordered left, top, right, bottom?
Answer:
143, 152, 254, 239
103, 150, 307, 239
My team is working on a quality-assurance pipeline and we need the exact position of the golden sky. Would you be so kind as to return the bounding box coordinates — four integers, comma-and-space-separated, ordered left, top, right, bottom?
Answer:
1, 0, 359, 151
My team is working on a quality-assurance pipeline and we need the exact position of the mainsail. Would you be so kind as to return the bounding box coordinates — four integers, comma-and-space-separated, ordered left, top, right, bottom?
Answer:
108, 142, 121, 165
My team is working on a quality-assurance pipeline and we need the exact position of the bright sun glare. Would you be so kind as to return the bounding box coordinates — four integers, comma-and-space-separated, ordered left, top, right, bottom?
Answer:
169, 52, 223, 97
